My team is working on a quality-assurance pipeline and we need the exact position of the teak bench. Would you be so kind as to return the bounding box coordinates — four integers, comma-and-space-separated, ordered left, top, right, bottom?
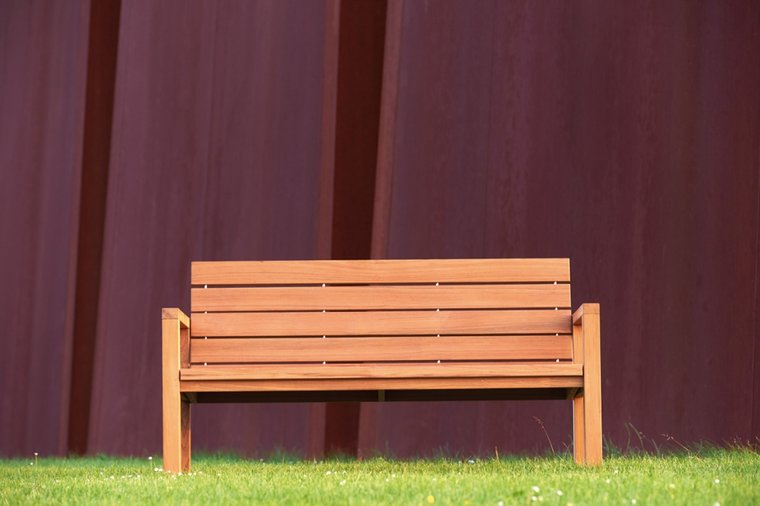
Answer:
162, 258, 602, 473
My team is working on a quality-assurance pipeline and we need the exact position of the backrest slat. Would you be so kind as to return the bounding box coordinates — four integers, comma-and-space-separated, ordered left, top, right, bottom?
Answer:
192, 258, 570, 285
191, 310, 571, 337
191, 335, 573, 364
192, 284, 570, 312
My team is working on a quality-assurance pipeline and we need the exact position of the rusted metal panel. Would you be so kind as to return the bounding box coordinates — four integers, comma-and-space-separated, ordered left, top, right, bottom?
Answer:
85, 0, 331, 456
0, 0, 90, 456
68, 0, 122, 456
368, 0, 760, 455
2, 0, 759, 459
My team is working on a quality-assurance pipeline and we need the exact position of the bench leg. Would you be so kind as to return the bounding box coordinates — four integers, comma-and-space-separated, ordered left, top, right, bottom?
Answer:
162, 311, 191, 473
572, 304, 602, 465
582, 384, 603, 465
573, 395, 586, 464
162, 392, 191, 473
181, 400, 191, 472
573, 392, 602, 465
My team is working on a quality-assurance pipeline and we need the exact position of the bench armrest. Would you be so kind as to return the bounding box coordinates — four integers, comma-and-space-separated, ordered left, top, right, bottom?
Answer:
572, 303, 599, 325
162, 307, 190, 328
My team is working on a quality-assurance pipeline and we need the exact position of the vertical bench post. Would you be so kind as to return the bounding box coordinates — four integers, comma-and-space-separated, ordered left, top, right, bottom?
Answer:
162, 308, 191, 473
572, 303, 602, 465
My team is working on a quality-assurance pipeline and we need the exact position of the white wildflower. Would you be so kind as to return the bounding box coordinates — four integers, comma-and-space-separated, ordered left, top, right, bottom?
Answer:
531, 486, 540, 492
339, 480, 346, 486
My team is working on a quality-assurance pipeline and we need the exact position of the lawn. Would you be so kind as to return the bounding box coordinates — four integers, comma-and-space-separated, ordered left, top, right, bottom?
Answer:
1, 449, 758, 505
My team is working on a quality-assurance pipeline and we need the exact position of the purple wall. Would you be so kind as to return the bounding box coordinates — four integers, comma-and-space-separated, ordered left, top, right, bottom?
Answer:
1, 0, 759, 457
0, 0, 90, 456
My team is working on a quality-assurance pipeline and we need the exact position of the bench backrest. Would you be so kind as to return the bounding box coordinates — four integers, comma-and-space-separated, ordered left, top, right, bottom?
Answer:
189, 259, 573, 367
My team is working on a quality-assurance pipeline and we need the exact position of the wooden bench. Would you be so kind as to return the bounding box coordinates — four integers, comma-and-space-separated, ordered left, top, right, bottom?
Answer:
161, 258, 602, 473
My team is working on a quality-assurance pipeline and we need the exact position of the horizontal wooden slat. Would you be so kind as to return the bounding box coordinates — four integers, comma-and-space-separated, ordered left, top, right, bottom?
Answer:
191, 284, 570, 312
191, 310, 571, 337
181, 377, 584, 392
180, 363, 582, 380
190, 335, 572, 363
191, 258, 570, 285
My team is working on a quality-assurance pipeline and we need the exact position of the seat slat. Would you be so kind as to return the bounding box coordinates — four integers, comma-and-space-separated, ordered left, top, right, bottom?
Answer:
191, 284, 570, 312
180, 362, 582, 380
190, 335, 572, 363
192, 258, 570, 285
191, 309, 571, 337
180, 376, 584, 392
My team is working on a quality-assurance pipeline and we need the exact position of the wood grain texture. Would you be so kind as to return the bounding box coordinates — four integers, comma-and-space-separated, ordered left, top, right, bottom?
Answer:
161, 317, 181, 473
162, 307, 190, 328
163, 315, 191, 473
180, 376, 583, 392
190, 335, 572, 363
572, 312, 586, 463
572, 309, 584, 364
191, 258, 570, 285
581, 305, 603, 465
572, 303, 599, 324
191, 309, 571, 337
180, 362, 582, 380
180, 400, 190, 472
191, 284, 570, 311
573, 395, 586, 464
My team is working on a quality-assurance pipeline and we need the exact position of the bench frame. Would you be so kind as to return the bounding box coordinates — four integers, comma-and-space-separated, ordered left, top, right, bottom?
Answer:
161, 260, 602, 472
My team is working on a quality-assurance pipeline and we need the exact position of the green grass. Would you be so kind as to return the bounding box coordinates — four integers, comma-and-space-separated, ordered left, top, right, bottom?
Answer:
1, 449, 758, 505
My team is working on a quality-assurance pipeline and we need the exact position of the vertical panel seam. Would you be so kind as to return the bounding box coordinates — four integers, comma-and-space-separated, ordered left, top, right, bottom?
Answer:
59, 0, 93, 456
317, 0, 340, 260
371, 0, 404, 259
68, 0, 122, 455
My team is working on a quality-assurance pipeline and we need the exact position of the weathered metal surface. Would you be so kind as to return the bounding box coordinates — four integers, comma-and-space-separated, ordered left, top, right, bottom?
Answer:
1, 0, 758, 458
85, 0, 330, 456
368, 0, 760, 455
0, 0, 90, 457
